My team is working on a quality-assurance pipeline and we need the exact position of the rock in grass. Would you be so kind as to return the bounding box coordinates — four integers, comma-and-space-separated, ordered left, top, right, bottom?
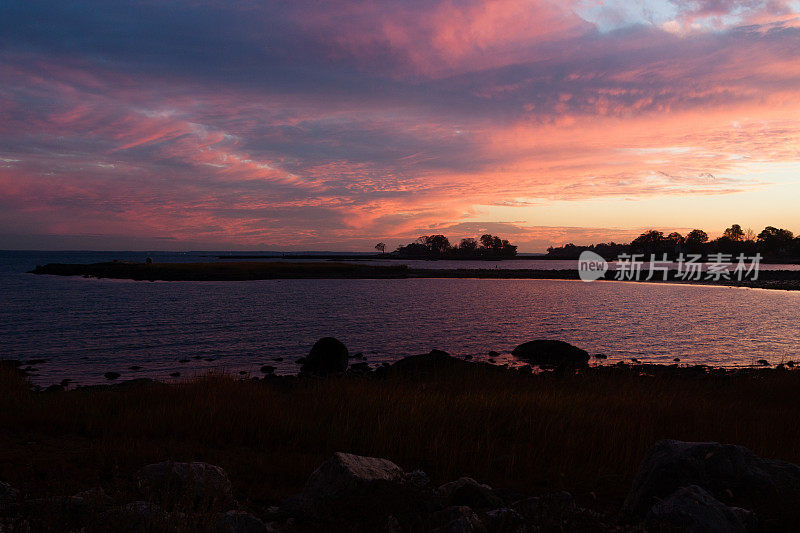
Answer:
511, 340, 589, 368
622, 440, 800, 525
348, 362, 371, 375
430, 506, 485, 532
481, 507, 526, 532
21, 488, 115, 530
300, 337, 348, 376
137, 461, 236, 511
645, 485, 752, 533
436, 477, 503, 510
71, 487, 114, 511
282, 452, 431, 527
386, 350, 470, 376
217, 510, 269, 532
512, 491, 607, 530
513, 491, 576, 524
0, 481, 19, 516
96, 501, 164, 530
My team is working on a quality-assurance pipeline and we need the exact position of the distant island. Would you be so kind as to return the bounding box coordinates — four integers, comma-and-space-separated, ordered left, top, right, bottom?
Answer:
546, 224, 800, 262
391, 233, 518, 259
215, 225, 800, 263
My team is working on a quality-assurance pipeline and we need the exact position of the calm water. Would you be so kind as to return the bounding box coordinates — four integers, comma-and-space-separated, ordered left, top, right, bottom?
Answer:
2, 251, 799, 386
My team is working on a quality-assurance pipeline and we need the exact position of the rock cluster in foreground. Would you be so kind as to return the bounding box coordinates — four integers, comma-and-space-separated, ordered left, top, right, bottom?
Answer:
2, 440, 799, 531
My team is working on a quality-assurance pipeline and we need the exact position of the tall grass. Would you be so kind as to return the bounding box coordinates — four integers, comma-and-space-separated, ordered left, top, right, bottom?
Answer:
2, 364, 800, 514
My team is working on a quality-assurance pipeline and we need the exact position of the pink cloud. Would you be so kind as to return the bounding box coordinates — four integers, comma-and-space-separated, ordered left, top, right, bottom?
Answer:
1, 1, 799, 250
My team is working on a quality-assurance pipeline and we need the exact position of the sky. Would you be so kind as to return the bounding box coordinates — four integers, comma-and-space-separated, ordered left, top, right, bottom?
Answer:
1, 0, 799, 252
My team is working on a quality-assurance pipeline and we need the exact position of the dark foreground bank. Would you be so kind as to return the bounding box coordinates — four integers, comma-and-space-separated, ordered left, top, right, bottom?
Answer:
2, 350, 800, 531
30, 260, 800, 290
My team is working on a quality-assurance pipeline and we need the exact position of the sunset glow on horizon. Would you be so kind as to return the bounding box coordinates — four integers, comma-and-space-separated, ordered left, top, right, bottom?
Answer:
1, 0, 799, 251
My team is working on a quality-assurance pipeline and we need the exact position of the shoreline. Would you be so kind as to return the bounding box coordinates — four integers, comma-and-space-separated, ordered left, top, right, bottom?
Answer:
10, 351, 796, 390
30, 260, 800, 290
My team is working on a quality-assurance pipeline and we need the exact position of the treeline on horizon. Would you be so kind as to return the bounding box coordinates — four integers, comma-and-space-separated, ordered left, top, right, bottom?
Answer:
386, 234, 518, 258
546, 225, 800, 261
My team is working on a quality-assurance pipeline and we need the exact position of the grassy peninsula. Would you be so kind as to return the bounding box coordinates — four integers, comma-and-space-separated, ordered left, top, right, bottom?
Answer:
29, 260, 800, 290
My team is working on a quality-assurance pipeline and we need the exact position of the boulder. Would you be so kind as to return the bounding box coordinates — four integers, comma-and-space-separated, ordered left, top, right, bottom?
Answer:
512, 491, 575, 526
436, 478, 503, 510
622, 440, 800, 525
511, 340, 589, 367
95, 501, 164, 531
386, 350, 473, 376
282, 452, 432, 526
137, 461, 235, 510
217, 510, 270, 533
67, 487, 115, 524
348, 362, 372, 375
480, 508, 526, 532
430, 506, 486, 532
511, 491, 607, 530
20, 489, 115, 529
0, 481, 19, 516
301, 337, 348, 375
645, 485, 751, 533
0, 359, 26, 377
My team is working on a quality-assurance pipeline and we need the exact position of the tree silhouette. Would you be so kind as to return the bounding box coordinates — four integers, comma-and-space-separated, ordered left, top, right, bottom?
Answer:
374, 242, 386, 254
394, 234, 517, 258
545, 224, 798, 260
723, 224, 744, 242
758, 226, 794, 254
458, 238, 478, 254
684, 229, 709, 252
421, 235, 451, 254
666, 232, 684, 245
686, 229, 708, 244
